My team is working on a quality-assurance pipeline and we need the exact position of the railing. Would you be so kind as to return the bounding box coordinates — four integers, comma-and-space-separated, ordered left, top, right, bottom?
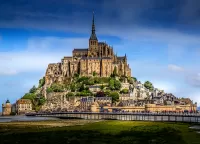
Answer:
25, 112, 200, 123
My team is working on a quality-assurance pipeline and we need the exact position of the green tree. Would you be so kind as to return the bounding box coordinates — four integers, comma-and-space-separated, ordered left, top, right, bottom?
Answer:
22, 92, 46, 111
29, 85, 37, 93
109, 92, 119, 103
38, 97, 46, 105
109, 79, 115, 90
128, 77, 134, 84
114, 80, 121, 90
70, 83, 76, 92
94, 77, 100, 84
74, 73, 80, 78
100, 84, 105, 90
144, 81, 154, 91
79, 84, 86, 92
93, 71, 97, 77
77, 76, 89, 83
67, 92, 74, 97
22, 93, 36, 100
38, 77, 45, 88
112, 66, 118, 77
46, 87, 53, 93
132, 77, 137, 82
120, 89, 129, 94
85, 79, 94, 85
51, 83, 64, 92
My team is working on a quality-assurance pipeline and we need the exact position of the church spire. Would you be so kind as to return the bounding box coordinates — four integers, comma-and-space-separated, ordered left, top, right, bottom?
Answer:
90, 11, 98, 40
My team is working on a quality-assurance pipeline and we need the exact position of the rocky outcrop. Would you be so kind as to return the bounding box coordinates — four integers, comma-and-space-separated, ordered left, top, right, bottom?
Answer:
41, 92, 80, 111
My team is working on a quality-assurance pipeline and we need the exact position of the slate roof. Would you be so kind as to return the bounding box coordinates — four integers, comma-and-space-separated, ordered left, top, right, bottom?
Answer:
63, 56, 72, 59
98, 42, 105, 45
117, 56, 125, 60
73, 48, 88, 52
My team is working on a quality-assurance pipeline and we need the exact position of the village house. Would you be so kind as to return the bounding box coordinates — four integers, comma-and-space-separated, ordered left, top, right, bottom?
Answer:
16, 99, 33, 115
89, 85, 101, 93
79, 96, 95, 111
95, 97, 112, 104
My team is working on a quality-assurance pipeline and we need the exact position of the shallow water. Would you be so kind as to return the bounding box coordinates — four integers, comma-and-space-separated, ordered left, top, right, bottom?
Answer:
0, 115, 58, 122
189, 126, 200, 130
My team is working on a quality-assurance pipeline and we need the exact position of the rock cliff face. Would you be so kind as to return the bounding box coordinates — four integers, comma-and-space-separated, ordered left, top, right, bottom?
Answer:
41, 92, 80, 111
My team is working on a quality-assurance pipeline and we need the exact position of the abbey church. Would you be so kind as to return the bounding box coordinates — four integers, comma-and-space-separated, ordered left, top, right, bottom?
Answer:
45, 13, 131, 86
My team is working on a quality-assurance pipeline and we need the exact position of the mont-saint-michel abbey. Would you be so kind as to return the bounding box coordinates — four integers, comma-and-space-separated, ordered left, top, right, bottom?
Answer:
45, 13, 131, 86
2, 13, 197, 116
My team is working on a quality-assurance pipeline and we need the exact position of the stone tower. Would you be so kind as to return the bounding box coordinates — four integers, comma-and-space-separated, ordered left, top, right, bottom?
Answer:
89, 12, 98, 57
2, 99, 11, 116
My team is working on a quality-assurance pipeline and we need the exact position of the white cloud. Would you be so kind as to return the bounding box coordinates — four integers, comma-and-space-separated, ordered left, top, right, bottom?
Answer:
168, 64, 184, 72
0, 37, 88, 75
186, 72, 200, 87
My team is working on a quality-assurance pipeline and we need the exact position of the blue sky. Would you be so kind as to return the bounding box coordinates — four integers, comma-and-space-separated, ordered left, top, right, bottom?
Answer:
0, 0, 200, 109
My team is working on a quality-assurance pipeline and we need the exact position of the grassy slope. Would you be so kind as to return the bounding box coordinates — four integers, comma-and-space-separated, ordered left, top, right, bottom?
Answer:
0, 121, 200, 144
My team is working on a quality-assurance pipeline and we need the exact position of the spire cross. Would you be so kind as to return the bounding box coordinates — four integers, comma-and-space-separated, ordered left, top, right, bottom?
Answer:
92, 11, 95, 24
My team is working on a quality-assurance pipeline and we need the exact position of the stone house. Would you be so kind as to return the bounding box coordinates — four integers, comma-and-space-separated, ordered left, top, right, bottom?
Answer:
89, 85, 101, 93
119, 94, 131, 101
152, 96, 164, 105
95, 97, 112, 104
79, 96, 95, 111
16, 99, 32, 115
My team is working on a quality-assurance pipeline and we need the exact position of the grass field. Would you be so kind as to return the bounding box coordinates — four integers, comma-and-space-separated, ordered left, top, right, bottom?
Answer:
0, 120, 200, 144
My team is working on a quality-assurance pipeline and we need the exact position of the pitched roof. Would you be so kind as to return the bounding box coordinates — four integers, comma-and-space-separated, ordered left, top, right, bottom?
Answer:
6, 99, 10, 103
117, 56, 125, 60
73, 48, 88, 52
17, 99, 32, 104
102, 57, 112, 59
63, 56, 72, 59
98, 42, 105, 45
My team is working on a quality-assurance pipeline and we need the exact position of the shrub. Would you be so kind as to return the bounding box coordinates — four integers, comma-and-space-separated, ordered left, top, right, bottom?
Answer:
29, 85, 37, 93
38, 77, 45, 88
109, 92, 119, 103
67, 92, 75, 97
120, 89, 129, 94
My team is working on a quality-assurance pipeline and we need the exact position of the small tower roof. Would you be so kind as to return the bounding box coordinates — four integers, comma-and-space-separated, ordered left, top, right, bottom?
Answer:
6, 99, 10, 103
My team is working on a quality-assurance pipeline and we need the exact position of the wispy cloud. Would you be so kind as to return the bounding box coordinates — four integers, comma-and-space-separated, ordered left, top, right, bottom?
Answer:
168, 64, 184, 72
186, 73, 200, 87
0, 37, 88, 75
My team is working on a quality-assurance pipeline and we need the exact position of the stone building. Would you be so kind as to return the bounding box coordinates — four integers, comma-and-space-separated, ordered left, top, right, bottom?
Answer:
95, 97, 112, 106
2, 100, 11, 116
45, 13, 131, 87
79, 96, 95, 111
89, 85, 101, 93
16, 99, 33, 115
